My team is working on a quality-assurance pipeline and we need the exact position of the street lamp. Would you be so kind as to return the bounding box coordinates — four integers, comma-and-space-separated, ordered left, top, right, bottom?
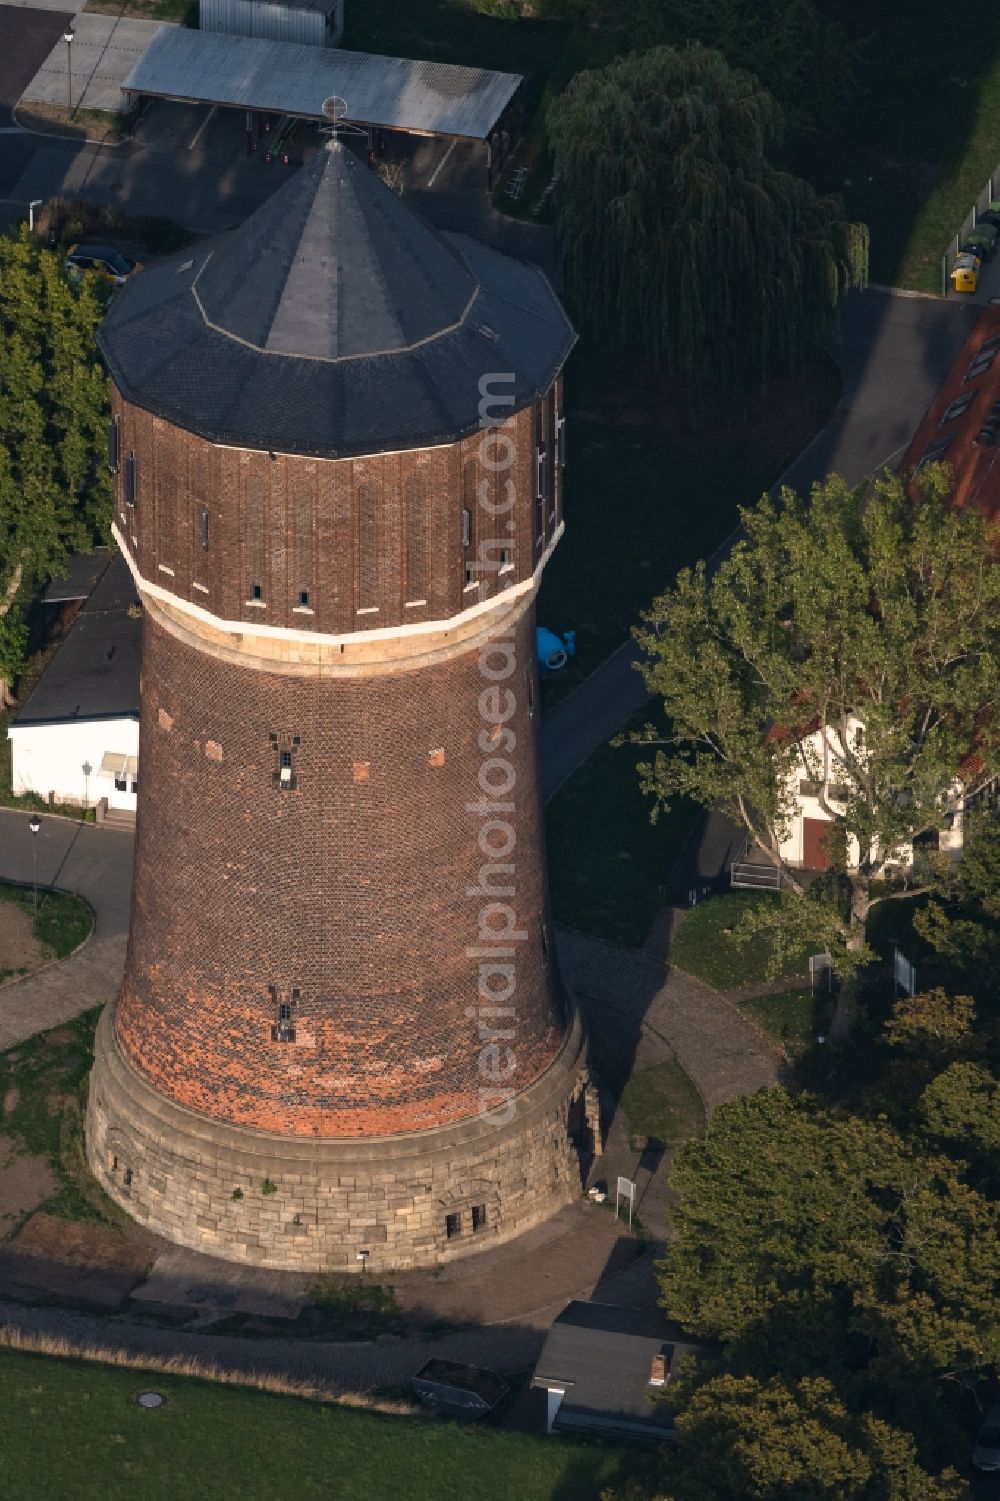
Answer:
28, 814, 41, 917
63, 28, 74, 116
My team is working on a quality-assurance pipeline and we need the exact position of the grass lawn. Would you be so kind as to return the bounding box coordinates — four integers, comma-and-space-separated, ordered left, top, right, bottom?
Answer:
546, 711, 698, 947
865, 892, 936, 966
0, 1008, 123, 1226
619, 1062, 706, 1151
83, 0, 197, 21
0, 882, 93, 963
668, 892, 821, 991
797, 3, 1000, 292
741, 986, 832, 1058
0, 1347, 651, 1501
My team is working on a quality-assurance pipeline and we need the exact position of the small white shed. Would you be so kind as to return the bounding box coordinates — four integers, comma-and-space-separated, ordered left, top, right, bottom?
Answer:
8, 554, 141, 816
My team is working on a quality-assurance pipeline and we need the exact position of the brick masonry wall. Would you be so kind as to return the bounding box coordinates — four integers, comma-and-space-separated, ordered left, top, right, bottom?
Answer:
88, 1001, 592, 1272
111, 376, 564, 638
116, 597, 568, 1138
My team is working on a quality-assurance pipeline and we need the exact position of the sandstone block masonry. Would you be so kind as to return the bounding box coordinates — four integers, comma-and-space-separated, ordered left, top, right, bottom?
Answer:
87, 1003, 596, 1272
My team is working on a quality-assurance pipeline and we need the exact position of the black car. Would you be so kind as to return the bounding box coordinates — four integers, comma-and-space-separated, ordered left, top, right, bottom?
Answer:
64, 244, 141, 285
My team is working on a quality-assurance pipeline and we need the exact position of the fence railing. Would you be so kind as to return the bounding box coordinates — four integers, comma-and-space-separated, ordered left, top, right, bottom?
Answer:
941, 163, 1000, 295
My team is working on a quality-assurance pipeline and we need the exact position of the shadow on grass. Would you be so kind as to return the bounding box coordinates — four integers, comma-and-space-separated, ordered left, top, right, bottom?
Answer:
797, 1, 1000, 291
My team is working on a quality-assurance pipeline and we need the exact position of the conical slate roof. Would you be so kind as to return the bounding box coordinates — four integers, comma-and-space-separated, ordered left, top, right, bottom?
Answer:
99, 142, 575, 459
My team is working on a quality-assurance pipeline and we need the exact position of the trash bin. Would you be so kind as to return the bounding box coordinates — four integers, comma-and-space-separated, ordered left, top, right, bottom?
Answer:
952, 253, 980, 293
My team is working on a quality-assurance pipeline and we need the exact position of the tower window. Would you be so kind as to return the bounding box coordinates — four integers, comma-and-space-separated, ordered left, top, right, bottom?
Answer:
445, 1212, 461, 1240
526, 667, 535, 718
298, 589, 310, 608
465, 564, 476, 586
555, 414, 566, 467
471, 1204, 486, 1232
107, 416, 120, 474
270, 985, 297, 1043
462, 507, 472, 548
201, 508, 209, 551
250, 583, 263, 602
535, 448, 548, 500
271, 736, 299, 790
124, 452, 137, 507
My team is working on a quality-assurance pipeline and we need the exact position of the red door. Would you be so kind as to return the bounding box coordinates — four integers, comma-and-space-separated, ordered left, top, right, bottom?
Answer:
803, 817, 832, 871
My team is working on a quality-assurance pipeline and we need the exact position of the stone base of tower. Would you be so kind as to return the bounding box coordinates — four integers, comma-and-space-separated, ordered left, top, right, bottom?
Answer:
86, 1002, 596, 1273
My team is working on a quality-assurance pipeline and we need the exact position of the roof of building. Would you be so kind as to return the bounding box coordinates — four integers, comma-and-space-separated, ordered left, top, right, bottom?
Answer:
42, 549, 114, 603
122, 28, 522, 140
901, 308, 1000, 520
531, 1301, 720, 1438
12, 554, 140, 728
98, 141, 575, 460
226, 0, 332, 12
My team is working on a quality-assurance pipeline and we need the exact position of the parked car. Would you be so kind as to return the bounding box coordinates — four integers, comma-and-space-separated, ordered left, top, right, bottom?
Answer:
961, 223, 998, 262
65, 244, 141, 285
951, 252, 980, 294
972, 1403, 1000, 1472
976, 200, 1000, 228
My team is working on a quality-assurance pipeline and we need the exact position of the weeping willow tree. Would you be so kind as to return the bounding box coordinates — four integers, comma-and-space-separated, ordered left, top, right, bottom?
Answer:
547, 45, 868, 396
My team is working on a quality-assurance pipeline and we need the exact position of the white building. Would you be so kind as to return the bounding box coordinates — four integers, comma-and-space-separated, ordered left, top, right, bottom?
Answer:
778, 715, 970, 872
8, 554, 140, 819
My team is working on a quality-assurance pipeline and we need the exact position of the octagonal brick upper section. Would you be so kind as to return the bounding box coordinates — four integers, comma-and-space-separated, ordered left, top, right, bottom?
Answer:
98, 141, 575, 460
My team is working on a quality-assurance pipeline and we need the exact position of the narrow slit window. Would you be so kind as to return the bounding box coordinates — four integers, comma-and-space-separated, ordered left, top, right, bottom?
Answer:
555, 414, 566, 467
270, 985, 297, 1043
124, 452, 137, 507
298, 589, 310, 608
272, 736, 299, 791
535, 448, 548, 500
526, 666, 535, 718
201, 508, 209, 550
462, 507, 472, 548
107, 417, 120, 474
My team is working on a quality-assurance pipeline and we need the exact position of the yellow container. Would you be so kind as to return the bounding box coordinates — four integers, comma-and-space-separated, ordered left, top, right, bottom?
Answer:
952, 260, 979, 293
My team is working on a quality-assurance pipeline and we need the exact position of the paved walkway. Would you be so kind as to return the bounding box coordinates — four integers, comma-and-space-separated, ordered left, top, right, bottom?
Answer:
0, 808, 131, 1048
19, 14, 166, 116
558, 928, 782, 1113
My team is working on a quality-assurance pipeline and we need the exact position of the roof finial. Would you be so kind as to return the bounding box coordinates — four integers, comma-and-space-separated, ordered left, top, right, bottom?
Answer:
321, 96, 348, 151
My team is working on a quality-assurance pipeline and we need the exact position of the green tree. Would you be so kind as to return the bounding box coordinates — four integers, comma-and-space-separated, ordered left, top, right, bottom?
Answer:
659, 1089, 1000, 1404
612, 1373, 967, 1501
914, 813, 1000, 999
634, 468, 1000, 1004
547, 45, 867, 396
921, 1062, 1000, 1162
573, 0, 858, 135
0, 225, 112, 706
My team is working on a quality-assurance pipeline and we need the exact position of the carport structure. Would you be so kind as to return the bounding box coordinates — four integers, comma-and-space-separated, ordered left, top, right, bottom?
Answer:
121, 27, 522, 175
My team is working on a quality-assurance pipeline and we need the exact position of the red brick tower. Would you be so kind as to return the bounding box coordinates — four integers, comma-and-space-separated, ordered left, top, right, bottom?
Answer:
85, 141, 596, 1270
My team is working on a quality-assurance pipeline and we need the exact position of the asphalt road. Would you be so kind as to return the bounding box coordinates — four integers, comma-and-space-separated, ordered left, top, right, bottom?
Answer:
0, 4, 68, 127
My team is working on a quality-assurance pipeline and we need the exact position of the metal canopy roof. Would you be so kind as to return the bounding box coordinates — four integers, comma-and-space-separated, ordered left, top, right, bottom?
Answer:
122, 28, 522, 140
